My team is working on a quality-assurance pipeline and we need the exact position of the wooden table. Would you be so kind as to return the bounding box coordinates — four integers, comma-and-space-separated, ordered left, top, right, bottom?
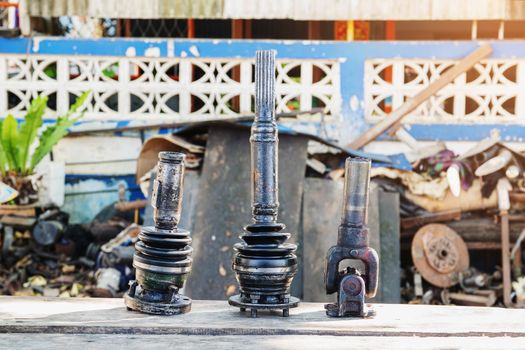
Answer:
0, 297, 524, 349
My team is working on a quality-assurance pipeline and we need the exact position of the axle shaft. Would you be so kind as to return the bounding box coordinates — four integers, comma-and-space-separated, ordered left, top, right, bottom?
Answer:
229, 50, 300, 317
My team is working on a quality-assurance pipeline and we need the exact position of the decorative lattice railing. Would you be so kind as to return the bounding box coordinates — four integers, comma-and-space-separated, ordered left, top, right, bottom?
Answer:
0, 54, 340, 121
365, 59, 525, 124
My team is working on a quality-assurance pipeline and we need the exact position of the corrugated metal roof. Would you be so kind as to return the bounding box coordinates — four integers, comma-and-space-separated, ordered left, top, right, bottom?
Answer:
21, 0, 525, 20
23, 0, 224, 19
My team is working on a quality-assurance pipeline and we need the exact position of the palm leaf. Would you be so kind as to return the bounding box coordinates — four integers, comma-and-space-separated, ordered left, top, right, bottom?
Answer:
29, 91, 89, 171
1, 115, 19, 172
67, 91, 90, 115
17, 96, 46, 174
0, 121, 7, 177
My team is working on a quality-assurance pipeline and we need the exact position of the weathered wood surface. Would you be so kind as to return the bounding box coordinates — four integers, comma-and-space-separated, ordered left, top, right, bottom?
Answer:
2, 334, 525, 350
1, 297, 525, 338
402, 217, 525, 242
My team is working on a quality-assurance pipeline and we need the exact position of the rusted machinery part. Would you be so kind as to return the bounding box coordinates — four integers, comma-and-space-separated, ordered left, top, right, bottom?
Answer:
229, 50, 299, 318
411, 223, 469, 288
325, 158, 378, 318
124, 151, 193, 315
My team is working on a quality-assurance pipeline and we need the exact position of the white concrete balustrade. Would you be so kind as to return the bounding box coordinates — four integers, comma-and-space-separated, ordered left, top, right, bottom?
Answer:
0, 54, 340, 121
365, 59, 525, 124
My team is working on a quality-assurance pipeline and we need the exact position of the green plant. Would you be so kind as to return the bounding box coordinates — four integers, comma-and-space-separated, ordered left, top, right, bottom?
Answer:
0, 91, 90, 178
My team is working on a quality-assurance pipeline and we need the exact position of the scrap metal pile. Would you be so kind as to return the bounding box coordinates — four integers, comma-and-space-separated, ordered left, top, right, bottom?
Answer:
0, 203, 140, 298
372, 137, 525, 307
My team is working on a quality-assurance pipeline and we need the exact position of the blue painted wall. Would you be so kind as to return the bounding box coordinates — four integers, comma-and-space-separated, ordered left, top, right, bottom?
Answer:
3, 37, 525, 142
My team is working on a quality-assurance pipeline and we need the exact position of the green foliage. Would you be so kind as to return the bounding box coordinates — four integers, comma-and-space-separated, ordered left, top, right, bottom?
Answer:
0, 91, 90, 177
1, 115, 19, 171
17, 96, 46, 174
30, 92, 89, 170
43, 65, 57, 79
102, 63, 118, 79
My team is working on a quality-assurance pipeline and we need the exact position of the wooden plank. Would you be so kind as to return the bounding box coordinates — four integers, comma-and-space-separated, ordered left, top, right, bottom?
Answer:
401, 209, 461, 230
348, 45, 493, 149
1, 297, 525, 338
402, 217, 525, 242
2, 334, 525, 350
302, 178, 343, 302
186, 126, 308, 300
0, 205, 36, 217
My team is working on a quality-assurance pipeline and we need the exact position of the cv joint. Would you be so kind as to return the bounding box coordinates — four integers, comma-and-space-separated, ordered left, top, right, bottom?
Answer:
229, 50, 300, 318
125, 151, 193, 315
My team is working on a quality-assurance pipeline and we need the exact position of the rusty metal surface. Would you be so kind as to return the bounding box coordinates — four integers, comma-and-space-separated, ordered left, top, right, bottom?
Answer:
229, 50, 299, 318
325, 158, 379, 317
125, 152, 193, 315
411, 223, 469, 288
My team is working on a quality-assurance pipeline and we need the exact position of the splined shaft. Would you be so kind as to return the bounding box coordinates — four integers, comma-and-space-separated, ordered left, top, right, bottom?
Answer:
229, 50, 300, 318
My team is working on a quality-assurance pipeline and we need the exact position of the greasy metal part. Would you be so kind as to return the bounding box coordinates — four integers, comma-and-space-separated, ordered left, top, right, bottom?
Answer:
93, 267, 121, 298
325, 158, 378, 318
229, 50, 299, 318
459, 268, 490, 292
125, 152, 192, 315
33, 220, 65, 246
411, 223, 469, 288
441, 289, 497, 307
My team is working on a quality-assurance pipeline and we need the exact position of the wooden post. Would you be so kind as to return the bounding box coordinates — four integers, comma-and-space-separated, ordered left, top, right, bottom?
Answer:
348, 44, 493, 150
501, 211, 512, 307
244, 19, 252, 38
124, 18, 131, 37
187, 19, 195, 38
308, 21, 320, 40
232, 19, 243, 39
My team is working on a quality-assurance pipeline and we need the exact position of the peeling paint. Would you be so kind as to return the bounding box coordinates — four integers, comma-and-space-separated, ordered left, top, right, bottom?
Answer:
32, 38, 41, 52
188, 45, 200, 57
167, 40, 175, 57
490, 129, 501, 140
180, 50, 187, 58
145, 47, 161, 57
350, 95, 359, 112
63, 178, 129, 224
125, 47, 136, 57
